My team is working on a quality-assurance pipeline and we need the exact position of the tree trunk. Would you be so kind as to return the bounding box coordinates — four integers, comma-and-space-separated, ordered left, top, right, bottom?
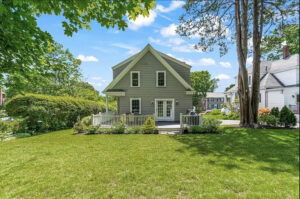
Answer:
235, 0, 251, 127
251, 0, 264, 126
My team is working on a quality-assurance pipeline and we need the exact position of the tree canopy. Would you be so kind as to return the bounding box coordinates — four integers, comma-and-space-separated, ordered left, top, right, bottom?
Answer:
190, 71, 219, 106
261, 24, 299, 60
225, 84, 235, 92
0, 0, 155, 88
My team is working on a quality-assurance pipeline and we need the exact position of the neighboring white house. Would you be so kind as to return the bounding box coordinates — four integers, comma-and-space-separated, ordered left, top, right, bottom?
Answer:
226, 48, 299, 119
204, 92, 227, 110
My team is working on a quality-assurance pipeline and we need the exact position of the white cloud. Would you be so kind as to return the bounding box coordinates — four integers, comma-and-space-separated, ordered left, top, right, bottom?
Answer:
77, 54, 98, 62
219, 61, 231, 68
128, 10, 157, 30
89, 82, 103, 87
112, 43, 139, 55
148, 37, 170, 47
215, 74, 230, 80
198, 58, 216, 66
168, 37, 184, 45
160, 23, 177, 37
91, 77, 108, 83
156, 1, 185, 13
246, 57, 253, 65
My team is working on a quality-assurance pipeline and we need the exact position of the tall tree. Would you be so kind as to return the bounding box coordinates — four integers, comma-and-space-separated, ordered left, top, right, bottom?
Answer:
177, 0, 298, 127
261, 24, 299, 60
225, 84, 235, 92
190, 71, 219, 107
4, 42, 81, 98
0, 0, 155, 88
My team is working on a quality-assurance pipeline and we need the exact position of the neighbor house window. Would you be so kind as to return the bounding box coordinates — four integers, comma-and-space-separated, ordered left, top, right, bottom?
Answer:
131, 71, 140, 87
156, 71, 166, 87
130, 98, 141, 114
248, 76, 251, 85
297, 94, 300, 104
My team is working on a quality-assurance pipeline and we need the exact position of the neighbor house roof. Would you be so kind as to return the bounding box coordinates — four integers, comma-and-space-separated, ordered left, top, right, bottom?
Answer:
206, 92, 226, 98
103, 44, 194, 93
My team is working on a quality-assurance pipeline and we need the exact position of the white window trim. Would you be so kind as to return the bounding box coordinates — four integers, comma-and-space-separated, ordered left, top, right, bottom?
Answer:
156, 71, 166, 87
130, 71, 140, 87
130, 98, 141, 114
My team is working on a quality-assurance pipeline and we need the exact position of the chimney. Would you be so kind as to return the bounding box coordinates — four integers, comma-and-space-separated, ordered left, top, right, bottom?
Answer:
282, 45, 290, 59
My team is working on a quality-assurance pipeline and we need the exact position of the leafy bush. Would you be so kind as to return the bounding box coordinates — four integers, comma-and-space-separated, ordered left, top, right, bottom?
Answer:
111, 122, 126, 134
73, 120, 87, 134
96, 128, 112, 134
188, 126, 204, 134
6, 94, 104, 133
227, 112, 240, 120
125, 126, 141, 134
279, 106, 296, 127
201, 118, 221, 133
86, 125, 99, 134
0, 120, 20, 140
0, 110, 7, 118
188, 118, 221, 134
81, 116, 92, 126
211, 109, 221, 115
258, 114, 278, 127
142, 117, 157, 134
258, 107, 271, 116
270, 107, 279, 118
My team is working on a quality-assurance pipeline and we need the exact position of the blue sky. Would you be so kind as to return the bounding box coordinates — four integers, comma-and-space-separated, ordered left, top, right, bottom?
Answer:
37, 0, 248, 94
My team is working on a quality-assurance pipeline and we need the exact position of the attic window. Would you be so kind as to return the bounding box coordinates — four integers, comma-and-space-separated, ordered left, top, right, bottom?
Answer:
156, 71, 166, 87
131, 71, 140, 87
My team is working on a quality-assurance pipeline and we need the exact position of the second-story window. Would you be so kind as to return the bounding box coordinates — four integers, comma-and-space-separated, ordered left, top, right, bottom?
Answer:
131, 71, 140, 87
156, 71, 166, 87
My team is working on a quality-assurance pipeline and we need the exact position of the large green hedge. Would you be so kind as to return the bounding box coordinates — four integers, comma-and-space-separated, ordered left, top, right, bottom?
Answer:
6, 94, 104, 133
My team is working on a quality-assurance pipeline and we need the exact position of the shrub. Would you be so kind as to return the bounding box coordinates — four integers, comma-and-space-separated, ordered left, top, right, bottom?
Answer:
111, 122, 126, 134
86, 125, 99, 134
81, 116, 92, 126
73, 120, 87, 134
258, 107, 271, 116
96, 128, 112, 134
142, 117, 157, 134
6, 94, 104, 133
279, 106, 297, 127
258, 114, 278, 127
201, 118, 221, 133
270, 107, 279, 118
125, 126, 141, 134
188, 126, 204, 134
211, 109, 221, 115
227, 112, 240, 120
0, 120, 20, 140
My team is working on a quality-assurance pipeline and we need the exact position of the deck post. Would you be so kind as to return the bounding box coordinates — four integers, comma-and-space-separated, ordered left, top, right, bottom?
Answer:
105, 94, 108, 113
180, 113, 183, 129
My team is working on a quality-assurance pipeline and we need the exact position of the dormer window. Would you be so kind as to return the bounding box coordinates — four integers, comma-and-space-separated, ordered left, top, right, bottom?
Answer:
131, 71, 140, 87
156, 71, 166, 87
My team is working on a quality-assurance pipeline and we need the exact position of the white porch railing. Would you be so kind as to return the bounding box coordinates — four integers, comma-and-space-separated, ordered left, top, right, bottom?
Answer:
180, 113, 202, 128
92, 113, 155, 127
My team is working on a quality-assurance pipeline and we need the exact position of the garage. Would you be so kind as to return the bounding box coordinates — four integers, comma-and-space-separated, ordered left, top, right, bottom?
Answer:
267, 91, 284, 109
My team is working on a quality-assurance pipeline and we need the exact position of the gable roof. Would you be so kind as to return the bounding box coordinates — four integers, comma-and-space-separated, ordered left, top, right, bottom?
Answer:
103, 44, 193, 93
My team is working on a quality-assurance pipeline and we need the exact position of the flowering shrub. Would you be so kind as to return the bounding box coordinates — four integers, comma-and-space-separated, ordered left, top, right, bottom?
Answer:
258, 107, 271, 116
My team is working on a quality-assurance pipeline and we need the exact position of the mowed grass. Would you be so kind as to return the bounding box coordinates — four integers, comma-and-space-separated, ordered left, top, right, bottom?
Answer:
0, 128, 298, 198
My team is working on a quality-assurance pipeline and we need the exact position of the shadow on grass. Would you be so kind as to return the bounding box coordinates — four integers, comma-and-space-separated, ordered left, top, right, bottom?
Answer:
170, 127, 299, 174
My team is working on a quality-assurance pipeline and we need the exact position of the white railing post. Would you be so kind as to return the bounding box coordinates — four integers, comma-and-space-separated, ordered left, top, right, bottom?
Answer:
180, 113, 183, 129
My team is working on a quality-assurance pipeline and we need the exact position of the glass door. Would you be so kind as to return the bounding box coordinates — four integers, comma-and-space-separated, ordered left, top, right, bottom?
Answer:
155, 99, 174, 121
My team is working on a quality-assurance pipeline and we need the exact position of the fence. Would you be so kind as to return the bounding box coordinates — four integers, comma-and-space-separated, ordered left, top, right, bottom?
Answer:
92, 113, 155, 127
180, 113, 202, 128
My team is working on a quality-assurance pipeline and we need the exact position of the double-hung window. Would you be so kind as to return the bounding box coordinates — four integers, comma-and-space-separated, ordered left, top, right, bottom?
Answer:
131, 71, 140, 87
156, 71, 166, 87
130, 98, 141, 114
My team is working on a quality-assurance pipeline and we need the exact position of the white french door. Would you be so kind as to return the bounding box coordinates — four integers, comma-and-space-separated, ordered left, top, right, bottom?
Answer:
155, 99, 175, 121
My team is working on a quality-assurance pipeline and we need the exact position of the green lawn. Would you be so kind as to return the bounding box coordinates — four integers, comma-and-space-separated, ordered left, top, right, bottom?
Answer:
0, 128, 298, 198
